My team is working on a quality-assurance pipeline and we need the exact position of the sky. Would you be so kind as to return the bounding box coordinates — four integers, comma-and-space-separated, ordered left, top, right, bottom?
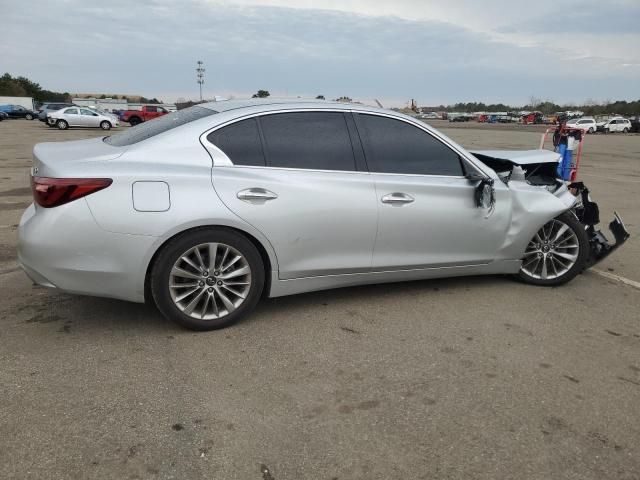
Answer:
1, 0, 639, 107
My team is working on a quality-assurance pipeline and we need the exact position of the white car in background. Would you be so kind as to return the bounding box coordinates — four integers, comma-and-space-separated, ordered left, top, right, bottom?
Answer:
86, 106, 119, 123
596, 117, 632, 134
566, 117, 597, 133
48, 107, 120, 130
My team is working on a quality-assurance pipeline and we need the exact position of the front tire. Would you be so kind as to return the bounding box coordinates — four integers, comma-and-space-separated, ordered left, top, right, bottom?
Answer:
56, 119, 68, 130
588, 127, 594, 134
25, 113, 33, 120
517, 212, 589, 286
100, 120, 111, 130
151, 228, 265, 330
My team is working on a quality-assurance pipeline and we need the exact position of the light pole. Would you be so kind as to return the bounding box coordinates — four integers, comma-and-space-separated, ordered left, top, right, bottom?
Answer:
196, 61, 205, 102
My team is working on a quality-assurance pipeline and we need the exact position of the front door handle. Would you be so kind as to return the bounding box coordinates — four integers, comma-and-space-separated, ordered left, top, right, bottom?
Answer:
381, 192, 414, 205
237, 188, 278, 203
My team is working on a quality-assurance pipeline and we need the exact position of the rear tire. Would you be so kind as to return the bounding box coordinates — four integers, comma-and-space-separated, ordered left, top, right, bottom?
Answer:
517, 212, 589, 286
128, 117, 141, 126
151, 228, 265, 330
100, 121, 111, 130
588, 127, 594, 134
25, 113, 33, 120
623, 127, 629, 133
56, 119, 68, 130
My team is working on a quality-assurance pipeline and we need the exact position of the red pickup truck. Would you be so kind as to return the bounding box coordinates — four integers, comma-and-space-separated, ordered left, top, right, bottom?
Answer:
121, 105, 170, 126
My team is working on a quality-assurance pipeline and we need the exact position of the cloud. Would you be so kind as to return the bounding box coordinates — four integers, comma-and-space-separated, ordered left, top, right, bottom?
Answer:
1, 0, 638, 105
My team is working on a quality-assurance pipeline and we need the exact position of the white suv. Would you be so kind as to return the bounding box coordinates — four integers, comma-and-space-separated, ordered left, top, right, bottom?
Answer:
566, 117, 597, 133
597, 117, 632, 134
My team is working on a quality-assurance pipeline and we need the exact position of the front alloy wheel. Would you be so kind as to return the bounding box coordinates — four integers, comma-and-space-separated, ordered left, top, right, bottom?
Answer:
518, 213, 588, 286
151, 228, 264, 330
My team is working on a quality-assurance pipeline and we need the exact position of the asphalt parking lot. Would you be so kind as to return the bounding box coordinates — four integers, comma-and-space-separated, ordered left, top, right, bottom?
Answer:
1, 119, 639, 480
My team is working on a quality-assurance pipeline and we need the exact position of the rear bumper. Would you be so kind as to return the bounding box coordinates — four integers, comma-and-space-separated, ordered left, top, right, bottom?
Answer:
18, 202, 156, 303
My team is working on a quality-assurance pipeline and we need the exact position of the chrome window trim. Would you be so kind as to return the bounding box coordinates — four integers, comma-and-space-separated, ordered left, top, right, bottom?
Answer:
198, 107, 490, 177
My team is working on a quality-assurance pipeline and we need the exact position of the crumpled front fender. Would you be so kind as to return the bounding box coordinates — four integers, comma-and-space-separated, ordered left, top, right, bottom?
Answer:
497, 181, 577, 259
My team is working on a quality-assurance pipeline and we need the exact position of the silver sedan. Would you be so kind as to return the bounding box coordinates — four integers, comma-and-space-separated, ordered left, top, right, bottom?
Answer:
47, 106, 119, 130
18, 100, 628, 330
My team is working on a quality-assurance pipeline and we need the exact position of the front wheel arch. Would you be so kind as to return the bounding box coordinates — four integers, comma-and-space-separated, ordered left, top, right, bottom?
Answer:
144, 225, 273, 305
516, 212, 590, 286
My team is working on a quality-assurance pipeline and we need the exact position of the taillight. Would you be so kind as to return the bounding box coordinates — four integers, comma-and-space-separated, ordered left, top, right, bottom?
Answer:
31, 176, 112, 208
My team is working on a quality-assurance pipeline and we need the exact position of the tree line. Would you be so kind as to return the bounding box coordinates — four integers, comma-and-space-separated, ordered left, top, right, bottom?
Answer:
0, 73, 162, 104
2, 73, 638, 115
0, 73, 70, 102
430, 99, 640, 116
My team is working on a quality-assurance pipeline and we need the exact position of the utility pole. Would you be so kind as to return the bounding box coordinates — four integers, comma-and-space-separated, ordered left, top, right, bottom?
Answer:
196, 60, 205, 102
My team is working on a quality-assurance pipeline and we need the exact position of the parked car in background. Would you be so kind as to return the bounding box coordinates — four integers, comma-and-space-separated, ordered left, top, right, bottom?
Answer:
121, 105, 170, 125
47, 107, 119, 130
596, 117, 632, 133
521, 112, 544, 124
85, 106, 120, 124
566, 117, 597, 133
416, 112, 439, 120
0, 104, 38, 120
38, 103, 76, 122
17, 100, 628, 330
449, 114, 473, 122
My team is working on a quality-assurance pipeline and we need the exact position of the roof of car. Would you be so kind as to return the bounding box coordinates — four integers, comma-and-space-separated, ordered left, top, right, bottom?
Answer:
199, 98, 383, 114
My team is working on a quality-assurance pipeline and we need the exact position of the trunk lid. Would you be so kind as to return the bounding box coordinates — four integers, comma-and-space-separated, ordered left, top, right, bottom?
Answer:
32, 137, 126, 177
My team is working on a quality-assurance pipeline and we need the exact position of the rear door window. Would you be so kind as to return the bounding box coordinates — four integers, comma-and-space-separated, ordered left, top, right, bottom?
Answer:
207, 118, 266, 166
259, 112, 356, 171
355, 114, 463, 176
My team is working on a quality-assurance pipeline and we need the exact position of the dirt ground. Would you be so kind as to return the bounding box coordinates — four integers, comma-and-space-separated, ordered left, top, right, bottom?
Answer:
0, 118, 639, 480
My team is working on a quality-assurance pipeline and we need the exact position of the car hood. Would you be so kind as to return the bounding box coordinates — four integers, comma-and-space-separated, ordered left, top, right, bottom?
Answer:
471, 149, 560, 165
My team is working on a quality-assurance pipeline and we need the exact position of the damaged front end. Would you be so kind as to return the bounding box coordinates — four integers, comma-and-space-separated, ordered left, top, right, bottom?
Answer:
569, 182, 630, 268
472, 149, 630, 269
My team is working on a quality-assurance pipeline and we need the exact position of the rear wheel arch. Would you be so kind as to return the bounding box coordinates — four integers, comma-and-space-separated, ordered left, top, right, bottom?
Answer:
144, 225, 274, 304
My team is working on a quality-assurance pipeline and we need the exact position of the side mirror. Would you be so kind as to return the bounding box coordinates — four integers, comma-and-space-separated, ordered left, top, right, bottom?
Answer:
476, 180, 495, 210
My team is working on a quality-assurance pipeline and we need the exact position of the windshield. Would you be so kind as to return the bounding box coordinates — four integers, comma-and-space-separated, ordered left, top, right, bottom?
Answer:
104, 106, 217, 146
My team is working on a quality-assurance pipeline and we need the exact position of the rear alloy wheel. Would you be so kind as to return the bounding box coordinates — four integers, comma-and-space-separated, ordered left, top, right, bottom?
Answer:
56, 119, 68, 130
151, 228, 264, 330
518, 213, 589, 286
100, 121, 111, 130
25, 113, 33, 120
623, 127, 629, 133
588, 127, 594, 134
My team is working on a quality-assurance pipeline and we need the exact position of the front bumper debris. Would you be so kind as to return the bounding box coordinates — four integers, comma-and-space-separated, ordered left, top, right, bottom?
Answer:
585, 212, 630, 268
569, 182, 630, 268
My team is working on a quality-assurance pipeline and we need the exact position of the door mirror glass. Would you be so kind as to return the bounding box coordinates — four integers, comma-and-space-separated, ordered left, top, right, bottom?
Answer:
474, 179, 495, 210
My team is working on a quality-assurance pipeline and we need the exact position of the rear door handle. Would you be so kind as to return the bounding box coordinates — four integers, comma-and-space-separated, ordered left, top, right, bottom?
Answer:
381, 192, 414, 204
237, 188, 278, 203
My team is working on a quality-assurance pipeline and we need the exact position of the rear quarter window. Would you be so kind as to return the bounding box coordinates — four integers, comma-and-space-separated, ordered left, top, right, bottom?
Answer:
207, 118, 266, 166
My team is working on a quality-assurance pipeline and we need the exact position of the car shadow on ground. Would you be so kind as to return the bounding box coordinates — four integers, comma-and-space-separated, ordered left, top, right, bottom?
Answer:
20, 274, 514, 334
